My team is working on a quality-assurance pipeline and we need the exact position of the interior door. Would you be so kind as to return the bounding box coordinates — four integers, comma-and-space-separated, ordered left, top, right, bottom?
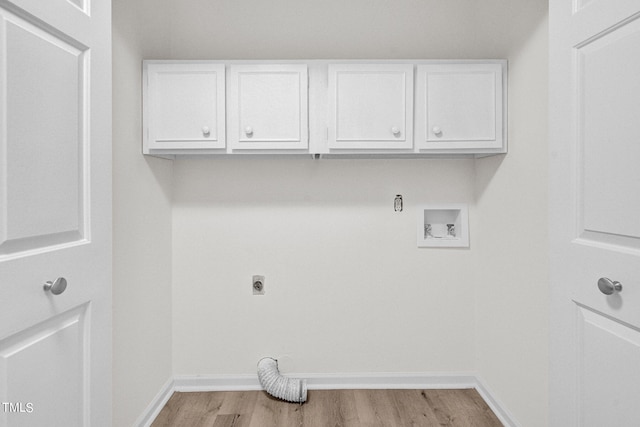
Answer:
0, 0, 111, 426
550, 1, 640, 426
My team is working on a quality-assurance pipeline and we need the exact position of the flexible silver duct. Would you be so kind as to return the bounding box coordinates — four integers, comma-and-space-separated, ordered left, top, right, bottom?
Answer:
257, 357, 307, 404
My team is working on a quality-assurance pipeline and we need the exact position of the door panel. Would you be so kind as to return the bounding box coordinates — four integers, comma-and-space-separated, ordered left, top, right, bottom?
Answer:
577, 16, 640, 249
336, 72, 406, 140
577, 304, 640, 427
0, 8, 87, 257
0, 304, 89, 427
156, 72, 219, 141
426, 71, 496, 141
239, 71, 301, 140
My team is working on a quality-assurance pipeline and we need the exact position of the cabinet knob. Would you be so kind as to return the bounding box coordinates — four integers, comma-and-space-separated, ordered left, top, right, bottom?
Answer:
391, 127, 401, 137
245, 126, 253, 136
202, 126, 210, 136
432, 126, 442, 136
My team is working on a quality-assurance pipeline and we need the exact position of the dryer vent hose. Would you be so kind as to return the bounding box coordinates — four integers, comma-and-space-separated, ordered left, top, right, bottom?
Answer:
257, 357, 307, 404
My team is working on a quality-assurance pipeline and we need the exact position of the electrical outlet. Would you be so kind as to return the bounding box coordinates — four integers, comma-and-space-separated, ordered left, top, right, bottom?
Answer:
252, 275, 265, 295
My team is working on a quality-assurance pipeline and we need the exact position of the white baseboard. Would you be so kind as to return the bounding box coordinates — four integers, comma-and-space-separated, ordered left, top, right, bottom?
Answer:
136, 373, 517, 427
134, 378, 175, 427
174, 374, 260, 392
475, 376, 519, 427
173, 372, 477, 392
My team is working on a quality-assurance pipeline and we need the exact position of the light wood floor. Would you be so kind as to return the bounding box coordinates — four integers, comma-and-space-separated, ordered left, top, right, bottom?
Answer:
150, 389, 503, 427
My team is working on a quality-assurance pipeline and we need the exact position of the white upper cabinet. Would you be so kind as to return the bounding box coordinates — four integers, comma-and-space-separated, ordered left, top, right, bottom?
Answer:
328, 64, 414, 150
229, 64, 308, 150
142, 60, 507, 157
144, 62, 225, 152
415, 63, 505, 153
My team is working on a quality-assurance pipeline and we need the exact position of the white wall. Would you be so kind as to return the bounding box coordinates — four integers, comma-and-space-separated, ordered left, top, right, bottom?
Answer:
112, 0, 174, 425
172, 159, 477, 374
474, 15, 549, 427
166, 0, 544, 60
113, 0, 549, 425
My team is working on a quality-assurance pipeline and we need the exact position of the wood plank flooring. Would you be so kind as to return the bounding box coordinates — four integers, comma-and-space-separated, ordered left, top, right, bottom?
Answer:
150, 389, 502, 427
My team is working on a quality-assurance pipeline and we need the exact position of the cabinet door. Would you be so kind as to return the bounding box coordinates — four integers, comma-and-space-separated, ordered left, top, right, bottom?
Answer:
416, 63, 504, 151
229, 64, 308, 150
328, 64, 413, 149
145, 63, 225, 151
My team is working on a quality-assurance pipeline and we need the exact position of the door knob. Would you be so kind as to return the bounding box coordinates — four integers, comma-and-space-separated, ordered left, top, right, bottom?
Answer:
245, 126, 253, 136
433, 126, 442, 136
202, 126, 210, 135
43, 277, 67, 295
391, 127, 401, 136
597, 277, 622, 295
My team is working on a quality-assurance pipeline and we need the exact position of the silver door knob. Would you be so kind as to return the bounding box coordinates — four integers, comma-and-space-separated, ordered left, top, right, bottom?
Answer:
43, 277, 67, 295
597, 277, 622, 295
